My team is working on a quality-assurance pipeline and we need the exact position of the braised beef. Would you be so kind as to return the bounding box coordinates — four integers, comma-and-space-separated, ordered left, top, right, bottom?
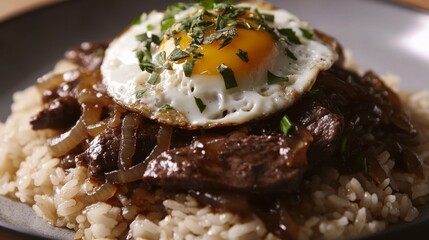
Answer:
76, 119, 159, 181
143, 129, 312, 193
30, 96, 81, 130
287, 91, 344, 163
77, 127, 121, 181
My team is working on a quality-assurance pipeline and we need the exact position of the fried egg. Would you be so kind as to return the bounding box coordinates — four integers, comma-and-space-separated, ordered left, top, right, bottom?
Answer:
101, 2, 337, 129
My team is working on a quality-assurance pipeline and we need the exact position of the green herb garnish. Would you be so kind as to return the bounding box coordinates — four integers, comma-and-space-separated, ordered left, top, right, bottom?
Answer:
131, 17, 141, 25
236, 49, 249, 63
200, 0, 216, 10
174, 36, 182, 45
162, 18, 176, 32
135, 90, 146, 98
267, 71, 288, 84
168, 48, 190, 61
217, 64, 237, 89
285, 48, 297, 60
300, 28, 313, 39
194, 97, 206, 113
308, 89, 319, 96
148, 72, 160, 84
219, 36, 233, 49
280, 115, 294, 136
192, 52, 204, 59
161, 3, 187, 32
136, 33, 161, 46
159, 104, 174, 112
254, 9, 274, 23
261, 13, 274, 22
340, 136, 347, 155
278, 28, 301, 44
183, 60, 196, 77
358, 155, 369, 176
147, 24, 155, 31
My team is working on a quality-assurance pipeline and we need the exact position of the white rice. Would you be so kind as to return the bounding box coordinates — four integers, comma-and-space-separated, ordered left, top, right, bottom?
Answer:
0, 75, 429, 239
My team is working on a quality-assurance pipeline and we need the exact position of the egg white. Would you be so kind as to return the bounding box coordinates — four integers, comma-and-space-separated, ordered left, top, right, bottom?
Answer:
101, 3, 337, 129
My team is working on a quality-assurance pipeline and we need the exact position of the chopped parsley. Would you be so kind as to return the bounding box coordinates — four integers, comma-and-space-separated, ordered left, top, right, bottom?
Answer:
136, 33, 161, 45
217, 64, 237, 89
131, 17, 141, 25
359, 155, 369, 176
300, 28, 313, 39
267, 71, 288, 84
280, 115, 294, 136
200, 0, 216, 10
147, 72, 160, 84
278, 28, 301, 44
147, 24, 155, 31
254, 9, 274, 23
194, 97, 207, 113
137, 49, 155, 73
183, 60, 196, 77
159, 104, 174, 112
168, 48, 190, 61
192, 51, 204, 59
219, 36, 233, 49
135, 90, 146, 98
174, 36, 182, 45
161, 3, 187, 32
236, 49, 249, 63
285, 48, 297, 60
308, 89, 319, 96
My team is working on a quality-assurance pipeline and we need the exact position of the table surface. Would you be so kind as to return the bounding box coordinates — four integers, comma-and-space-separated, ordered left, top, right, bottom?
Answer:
0, 0, 427, 239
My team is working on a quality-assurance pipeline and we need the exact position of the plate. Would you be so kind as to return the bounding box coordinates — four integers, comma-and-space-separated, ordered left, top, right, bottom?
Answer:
0, 0, 428, 239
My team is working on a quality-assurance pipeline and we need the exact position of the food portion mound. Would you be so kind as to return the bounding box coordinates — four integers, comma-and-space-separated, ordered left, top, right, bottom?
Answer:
1, 1, 429, 240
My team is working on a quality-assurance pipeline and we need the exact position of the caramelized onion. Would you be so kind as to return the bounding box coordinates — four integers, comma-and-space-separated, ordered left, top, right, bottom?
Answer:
105, 124, 172, 184
78, 181, 117, 204
108, 105, 125, 128
105, 162, 146, 184
86, 120, 108, 137
118, 113, 142, 170
77, 89, 112, 105
75, 73, 98, 93
36, 73, 64, 93
81, 103, 106, 137
48, 118, 88, 157
146, 124, 173, 160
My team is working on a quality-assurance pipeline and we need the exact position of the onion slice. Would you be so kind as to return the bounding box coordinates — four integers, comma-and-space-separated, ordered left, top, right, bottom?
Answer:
36, 73, 64, 93
105, 162, 146, 184
146, 124, 173, 161
48, 117, 88, 157
78, 181, 117, 204
118, 113, 142, 170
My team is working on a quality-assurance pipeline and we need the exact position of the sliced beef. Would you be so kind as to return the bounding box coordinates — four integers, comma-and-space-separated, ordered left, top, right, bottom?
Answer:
77, 119, 159, 181
287, 92, 344, 163
77, 127, 121, 181
30, 96, 81, 130
143, 129, 313, 193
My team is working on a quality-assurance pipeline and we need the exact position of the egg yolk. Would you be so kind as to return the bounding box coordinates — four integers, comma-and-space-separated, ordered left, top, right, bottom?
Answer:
162, 28, 275, 77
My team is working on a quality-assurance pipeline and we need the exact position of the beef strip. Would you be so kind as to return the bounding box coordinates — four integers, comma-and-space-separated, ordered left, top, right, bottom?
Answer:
287, 91, 344, 163
76, 127, 121, 181
76, 119, 159, 181
143, 128, 313, 193
30, 96, 81, 130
